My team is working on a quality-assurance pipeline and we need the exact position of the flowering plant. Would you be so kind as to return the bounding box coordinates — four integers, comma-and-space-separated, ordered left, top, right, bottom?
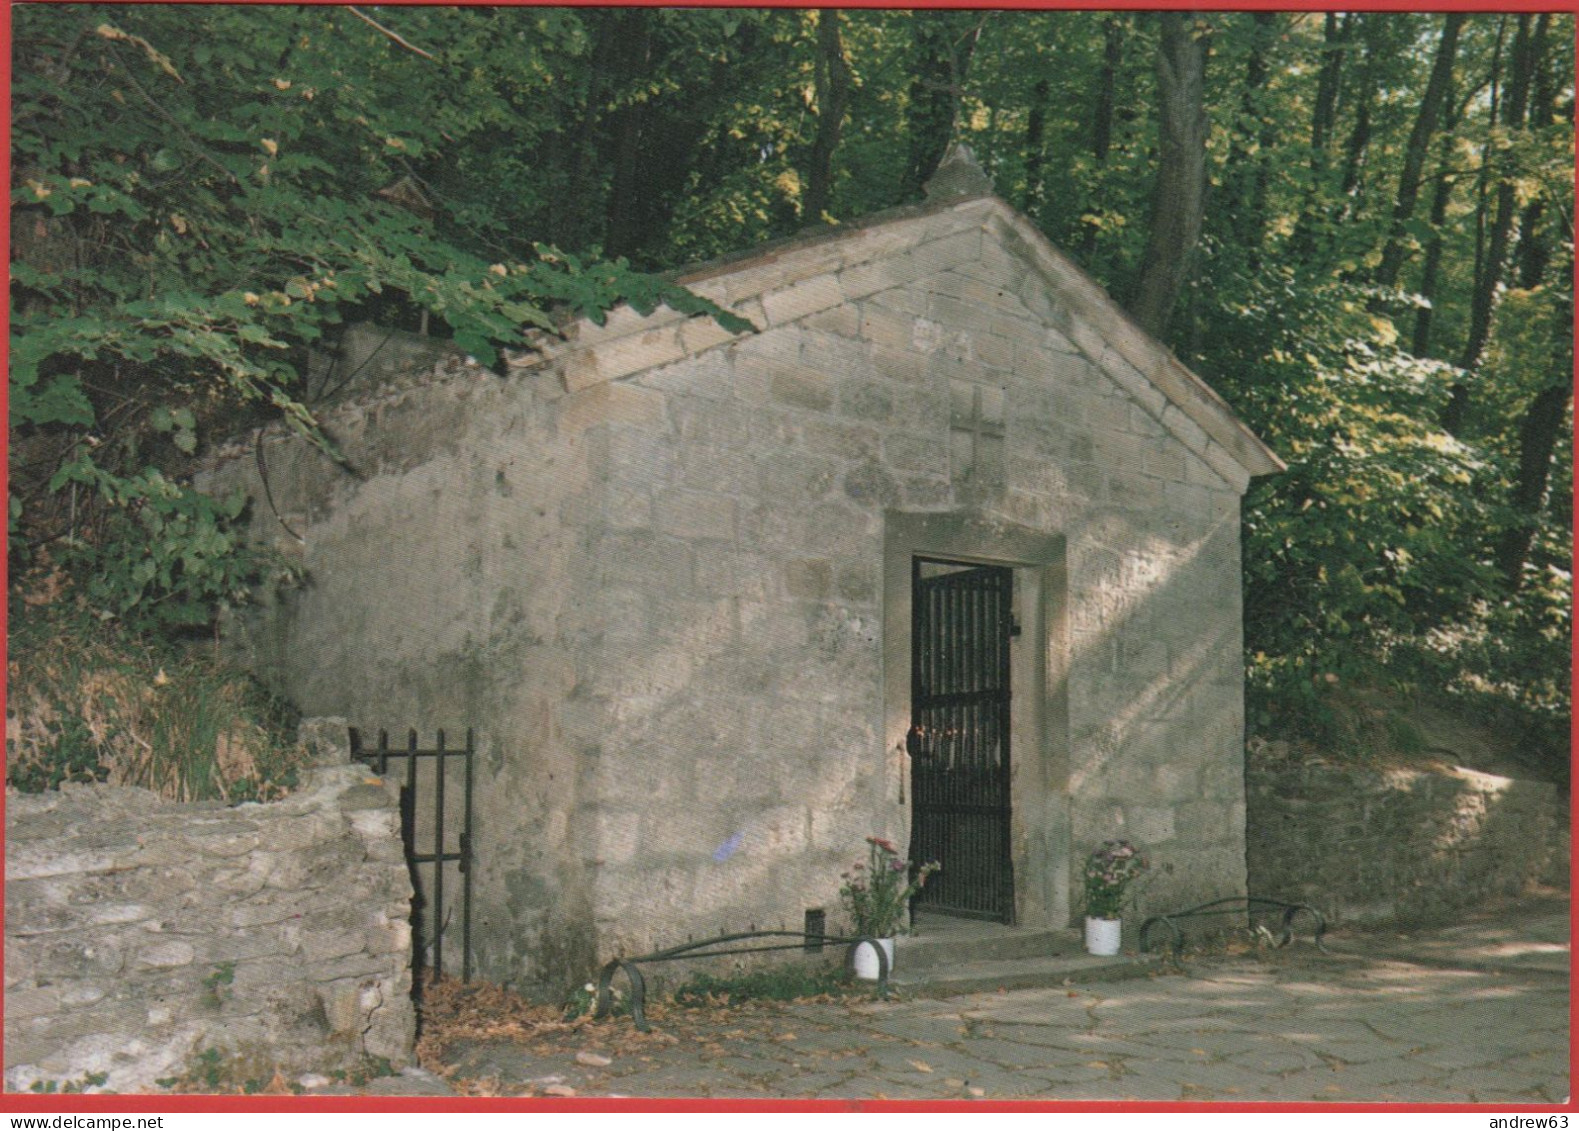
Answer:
1082, 840, 1149, 919
839, 836, 940, 937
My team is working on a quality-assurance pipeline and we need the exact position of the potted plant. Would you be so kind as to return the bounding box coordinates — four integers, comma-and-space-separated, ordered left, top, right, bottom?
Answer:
839, 836, 940, 979
1082, 839, 1149, 955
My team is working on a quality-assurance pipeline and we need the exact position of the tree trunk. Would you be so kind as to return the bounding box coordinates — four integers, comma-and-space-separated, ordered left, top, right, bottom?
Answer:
1310, 12, 1350, 156
900, 11, 985, 200
552, 11, 623, 250
1516, 14, 1557, 288
1336, 16, 1380, 221
1289, 12, 1352, 260
1129, 12, 1209, 340
1224, 12, 1279, 264
1092, 15, 1124, 164
1411, 85, 1469, 357
1374, 13, 1464, 290
1021, 77, 1050, 212
1445, 14, 1537, 433
1496, 380, 1572, 590
803, 9, 852, 225
1079, 15, 1124, 259
600, 11, 657, 262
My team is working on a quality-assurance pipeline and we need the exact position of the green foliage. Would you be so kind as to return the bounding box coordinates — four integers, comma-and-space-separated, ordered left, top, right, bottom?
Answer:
562, 980, 626, 1021
839, 836, 940, 937
671, 964, 855, 1006
10, 5, 746, 637
10, 8, 1569, 770
28, 1071, 110, 1095
202, 961, 237, 1008
1205, 265, 1570, 765
156, 1046, 393, 1094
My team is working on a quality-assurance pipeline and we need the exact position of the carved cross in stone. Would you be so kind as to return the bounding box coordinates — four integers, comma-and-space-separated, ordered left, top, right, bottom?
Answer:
950, 378, 1006, 494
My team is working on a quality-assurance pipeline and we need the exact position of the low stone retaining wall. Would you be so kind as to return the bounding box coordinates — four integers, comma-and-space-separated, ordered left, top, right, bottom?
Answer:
1246, 756, 1570, 925
4, 758, 415, 1093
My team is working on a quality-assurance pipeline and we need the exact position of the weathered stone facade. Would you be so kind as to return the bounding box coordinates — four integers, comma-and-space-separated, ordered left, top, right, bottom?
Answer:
201, 157, 1281, 997
4, 749, 415, 1092
1247, 755, 1570, 925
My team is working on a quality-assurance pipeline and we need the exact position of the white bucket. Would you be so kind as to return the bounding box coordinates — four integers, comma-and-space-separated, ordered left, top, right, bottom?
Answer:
851, 937, 896, 980
1085, 917, 1123, 956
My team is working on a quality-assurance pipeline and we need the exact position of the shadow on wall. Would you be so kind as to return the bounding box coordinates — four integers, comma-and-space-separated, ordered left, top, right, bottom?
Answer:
1245, 754, 1570, 926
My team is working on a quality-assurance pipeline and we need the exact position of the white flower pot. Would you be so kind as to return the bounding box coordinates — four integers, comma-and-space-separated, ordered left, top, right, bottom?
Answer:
1085, 916, 1122, 956
851, 937, 896, 980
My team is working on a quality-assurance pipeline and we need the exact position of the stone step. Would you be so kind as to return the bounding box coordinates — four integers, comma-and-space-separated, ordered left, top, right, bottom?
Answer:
888, 951, 1158, 998
895, 925, 1075, 971
883, 914, 1158, 996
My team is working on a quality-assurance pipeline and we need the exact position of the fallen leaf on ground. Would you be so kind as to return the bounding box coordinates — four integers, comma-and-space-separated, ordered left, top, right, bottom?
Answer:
544, 1084, 577, 1097
576, 1051, 613, 1067
967, 1086, 985, 1098
908, 1060, 933, 1073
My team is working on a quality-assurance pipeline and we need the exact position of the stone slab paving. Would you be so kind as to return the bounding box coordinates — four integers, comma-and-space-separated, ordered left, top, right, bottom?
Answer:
415, 895, 1570, 1102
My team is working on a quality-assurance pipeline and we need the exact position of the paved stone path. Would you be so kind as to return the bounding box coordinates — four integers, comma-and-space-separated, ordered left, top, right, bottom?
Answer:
413, 895, 1572, 1102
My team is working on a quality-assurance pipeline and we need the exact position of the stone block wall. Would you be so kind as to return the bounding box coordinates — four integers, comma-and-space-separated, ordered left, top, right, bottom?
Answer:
200, 355, 599, 997
1246, 757, 1570, 924
567, 205, 1250, 949
199, 193, 1262, 995
4, 763, 415, 1093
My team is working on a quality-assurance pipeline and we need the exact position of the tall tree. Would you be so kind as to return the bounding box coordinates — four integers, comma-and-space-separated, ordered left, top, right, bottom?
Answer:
1129, 12, 1209, 338
803, 10, 853, 226
899, 10, 985, 200
1335, 15, 1381, 220
1492, 15, 1570, 590
1222, 12, 1281, 263
1374, 13, 1465, 290
1498, 377, 1573, 591
1077, 15, 1127, 258
1289, 12, 1353, 260
1445, 13, 1540, 432
1410, 81, 1474, 357
1020, 76, 1051, 213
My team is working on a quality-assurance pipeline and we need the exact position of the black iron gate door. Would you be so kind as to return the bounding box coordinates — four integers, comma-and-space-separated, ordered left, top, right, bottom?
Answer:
908, 559, 1014, 922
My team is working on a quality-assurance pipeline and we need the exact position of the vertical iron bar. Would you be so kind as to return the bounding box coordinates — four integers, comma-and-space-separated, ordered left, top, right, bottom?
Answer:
406, 729, 421, 983
979, 577, 986, 915
911, 557, 924, 893
434, 728, 447, 982
378, 729, 389, 777
462, 728, 474, 984
1000, 570, 1013, 922
955, 577, 967, 905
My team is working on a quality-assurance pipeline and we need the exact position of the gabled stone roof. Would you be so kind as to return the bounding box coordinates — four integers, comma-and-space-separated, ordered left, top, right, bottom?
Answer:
506, 178, 1285, 488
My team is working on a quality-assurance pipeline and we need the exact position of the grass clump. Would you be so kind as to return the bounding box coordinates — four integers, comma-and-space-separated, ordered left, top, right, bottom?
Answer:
671, 963, 854, 1006
6, 606, 307, 803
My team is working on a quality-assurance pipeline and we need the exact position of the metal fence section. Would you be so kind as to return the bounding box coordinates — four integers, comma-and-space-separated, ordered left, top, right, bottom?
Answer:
350, 727, 475, 984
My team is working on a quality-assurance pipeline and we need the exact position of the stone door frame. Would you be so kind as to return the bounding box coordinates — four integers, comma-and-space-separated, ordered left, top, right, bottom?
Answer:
882, 511, 1071, 930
